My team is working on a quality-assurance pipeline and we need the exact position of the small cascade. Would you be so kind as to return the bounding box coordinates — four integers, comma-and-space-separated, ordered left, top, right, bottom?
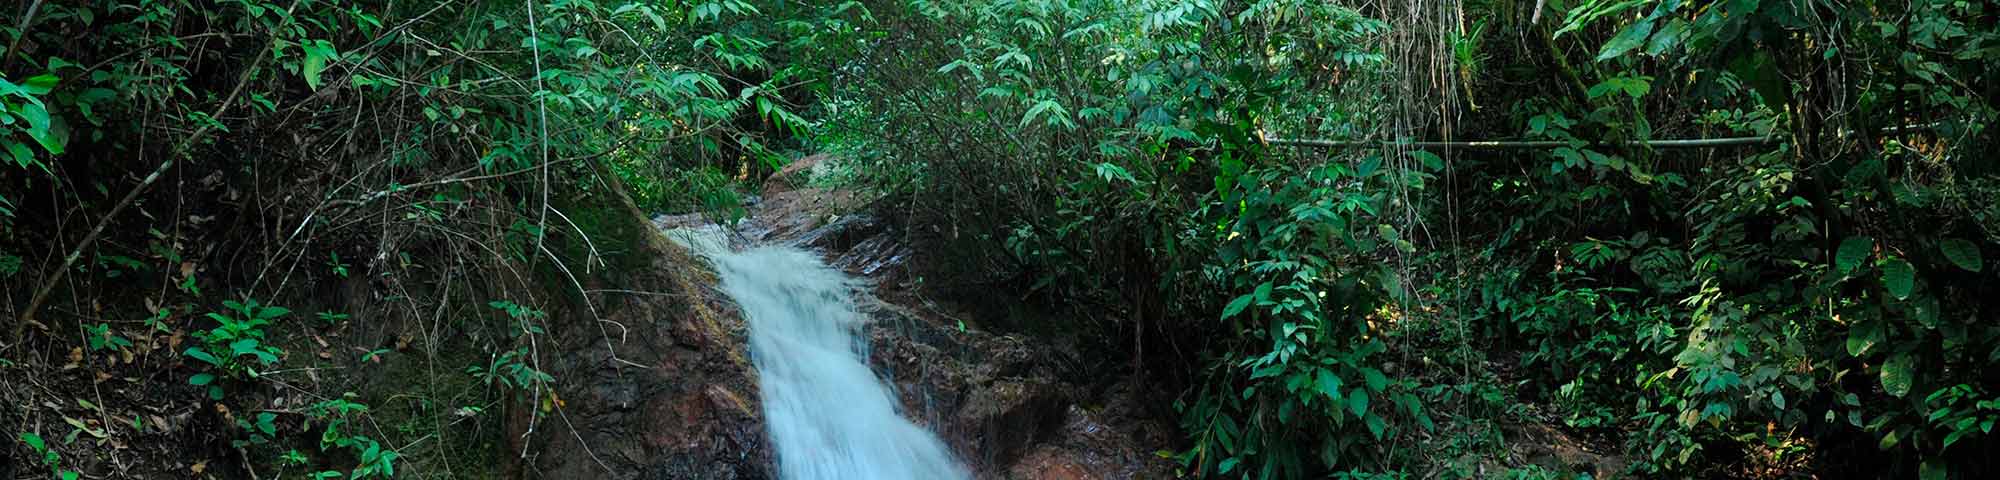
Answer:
667, 227, 970, 480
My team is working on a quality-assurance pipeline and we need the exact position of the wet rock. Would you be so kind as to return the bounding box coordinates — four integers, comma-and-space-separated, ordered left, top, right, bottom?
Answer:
527, 217, 773, 480
955, 378, 1069, 467
761, 154, 831, 197
552, 153, 1175, 480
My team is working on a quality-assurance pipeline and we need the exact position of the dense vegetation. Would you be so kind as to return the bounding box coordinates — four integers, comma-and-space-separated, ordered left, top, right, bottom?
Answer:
4, 0, 1998, 478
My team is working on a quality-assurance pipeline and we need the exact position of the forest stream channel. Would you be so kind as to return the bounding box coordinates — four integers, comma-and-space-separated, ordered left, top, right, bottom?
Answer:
643, 155, 1179, 479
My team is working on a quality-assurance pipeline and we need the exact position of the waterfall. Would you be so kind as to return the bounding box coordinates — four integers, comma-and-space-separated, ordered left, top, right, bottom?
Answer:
669, 226, 970, 480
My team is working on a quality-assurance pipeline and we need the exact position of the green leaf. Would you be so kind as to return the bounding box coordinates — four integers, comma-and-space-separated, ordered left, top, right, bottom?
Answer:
1408, 151, 1444, 171
301, 40, 337, 91
1221, 293, 1254, 320
1219, 457, 1238, 474
1346, 389, 1370, 417
1881, 354, 1915, 398
1365, 413, 1387, 439
20, 432, 44, 450
1314, 369, 1342, 401
1362, 367, 1389, 392
22, 74, 59, 95
1837, 236, 1873, 274
8, 142, 33, 168
1882, 258, 1915, 299
183, 347, 221, 366
1847, 320, 1883, 357
1939, 238, 1983, 272
230, 339, 263, 357
189, 373, 216, 386
1919, 459, 1947, 480
256, 412, 277, 435
1596, 20, 1655, 61
1646, 19, 1688, 55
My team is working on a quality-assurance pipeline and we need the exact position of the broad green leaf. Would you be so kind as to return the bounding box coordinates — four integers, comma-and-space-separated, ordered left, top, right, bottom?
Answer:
1221, 293, 1253, 319
1939, 238, 1982, 272
1846, 320, 1882, 357
1836, 236, 1873, 274
22, 74, 59, 95
1596, 20, 1655, 61
1646, 19, 1688, 55
1315, 369, 1342, 401
1365, 414, 1387, 439
1346, 389, 1370, 417
183, 347, 221, 366
189, 373, 216, 386
230, 339, 262, 357
301, 40, 337, 91
1882, 258, 1915, 299
1919, 460, 1947, 480
1881, 354, 1914, 398
1408, 151, 1444, 171
8, 142, 33, 168
1361, 367, 1389, 392
256, 412, 277, 435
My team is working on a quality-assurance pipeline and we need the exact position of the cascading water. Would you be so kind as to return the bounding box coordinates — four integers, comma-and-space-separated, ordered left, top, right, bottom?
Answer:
668, 226, 970, 479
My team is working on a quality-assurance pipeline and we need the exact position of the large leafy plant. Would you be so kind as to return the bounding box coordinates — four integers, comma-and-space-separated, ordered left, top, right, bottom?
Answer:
184, 299, 288, 400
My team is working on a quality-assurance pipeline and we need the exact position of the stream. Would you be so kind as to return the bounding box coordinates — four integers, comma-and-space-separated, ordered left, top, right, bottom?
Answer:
669, 225, 971, 479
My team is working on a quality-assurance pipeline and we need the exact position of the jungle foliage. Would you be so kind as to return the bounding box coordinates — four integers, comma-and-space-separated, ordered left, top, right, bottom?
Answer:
0, 0, 854, 477
827, 0, 2000, 478
2, 0, 1998, 478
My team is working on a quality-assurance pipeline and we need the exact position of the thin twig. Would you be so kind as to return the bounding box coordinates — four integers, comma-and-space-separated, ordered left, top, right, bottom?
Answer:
1, 0, 45, 67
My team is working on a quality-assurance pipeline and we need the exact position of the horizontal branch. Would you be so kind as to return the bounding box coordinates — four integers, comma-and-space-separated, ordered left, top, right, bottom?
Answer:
1265, 122, 1948, 151
1261, 135, 1778, 150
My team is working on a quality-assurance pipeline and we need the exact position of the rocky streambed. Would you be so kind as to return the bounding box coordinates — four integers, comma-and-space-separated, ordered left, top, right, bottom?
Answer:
648, 156, 1175, 479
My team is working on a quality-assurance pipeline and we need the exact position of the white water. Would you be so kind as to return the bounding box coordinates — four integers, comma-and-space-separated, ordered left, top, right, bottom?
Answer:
669, 226, 971, 480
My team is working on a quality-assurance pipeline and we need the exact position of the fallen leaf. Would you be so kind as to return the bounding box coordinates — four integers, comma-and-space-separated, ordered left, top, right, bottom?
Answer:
63, 416, 107, 438
190, 461, 207, 474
